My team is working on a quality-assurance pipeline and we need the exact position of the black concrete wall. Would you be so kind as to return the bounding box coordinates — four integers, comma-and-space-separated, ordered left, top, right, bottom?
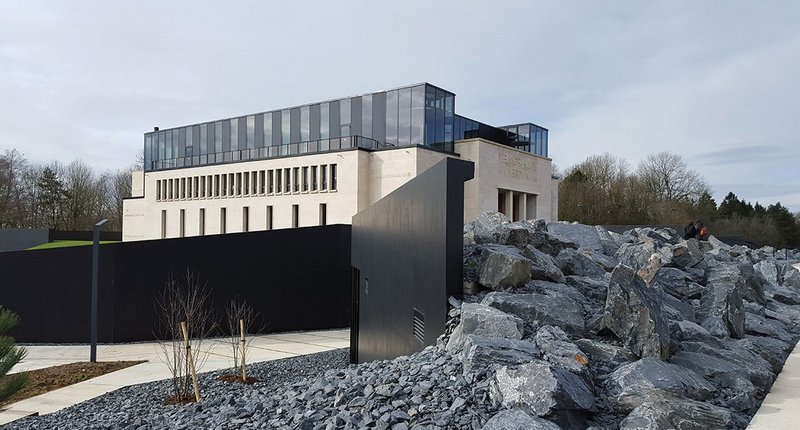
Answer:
0, 225, 352, 343
0, 229, 49, 252
350, 158, 474, 363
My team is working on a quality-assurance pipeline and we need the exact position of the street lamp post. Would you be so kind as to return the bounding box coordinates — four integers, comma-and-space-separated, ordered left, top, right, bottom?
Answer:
90, 218, 108, 363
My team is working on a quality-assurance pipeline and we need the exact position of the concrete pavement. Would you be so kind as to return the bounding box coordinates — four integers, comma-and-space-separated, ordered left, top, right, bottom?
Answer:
0, 329, 349, 426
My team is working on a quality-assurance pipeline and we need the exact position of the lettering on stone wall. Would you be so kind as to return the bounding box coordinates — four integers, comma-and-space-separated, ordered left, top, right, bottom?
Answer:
498, 153, 537, 182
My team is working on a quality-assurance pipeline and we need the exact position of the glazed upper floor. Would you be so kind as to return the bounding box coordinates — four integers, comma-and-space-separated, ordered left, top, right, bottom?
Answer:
143, 83, 549, 172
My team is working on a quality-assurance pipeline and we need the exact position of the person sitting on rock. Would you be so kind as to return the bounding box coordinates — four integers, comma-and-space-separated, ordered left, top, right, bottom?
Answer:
696, 221, 708, 240
683, 220, 697, 240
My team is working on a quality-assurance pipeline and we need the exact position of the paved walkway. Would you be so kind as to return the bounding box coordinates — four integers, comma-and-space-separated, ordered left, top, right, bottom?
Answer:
0, 329, 349, 426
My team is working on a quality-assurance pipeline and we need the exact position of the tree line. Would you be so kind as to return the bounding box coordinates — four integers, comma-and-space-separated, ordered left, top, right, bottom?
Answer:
0, 148, 138, 232
558, 151, 800, 249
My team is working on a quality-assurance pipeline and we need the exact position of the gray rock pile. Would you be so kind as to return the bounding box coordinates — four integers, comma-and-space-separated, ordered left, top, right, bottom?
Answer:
11, 212, 800, 429
457, 213, 800, 428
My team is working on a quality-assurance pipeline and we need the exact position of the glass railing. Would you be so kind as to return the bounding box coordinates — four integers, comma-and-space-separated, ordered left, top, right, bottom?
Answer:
150, 135, 386, 171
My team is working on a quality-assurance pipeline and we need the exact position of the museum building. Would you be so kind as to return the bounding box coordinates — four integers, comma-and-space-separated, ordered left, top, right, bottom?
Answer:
122, 83, 558, 241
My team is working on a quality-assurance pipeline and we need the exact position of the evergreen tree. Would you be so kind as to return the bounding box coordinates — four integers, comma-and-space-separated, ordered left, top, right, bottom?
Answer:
37, 167, 67, 228
766, 203, 800, 248
0, 305, 27, 404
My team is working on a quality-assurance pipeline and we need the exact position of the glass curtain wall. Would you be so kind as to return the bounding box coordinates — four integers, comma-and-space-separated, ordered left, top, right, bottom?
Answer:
145, 83, 462, 171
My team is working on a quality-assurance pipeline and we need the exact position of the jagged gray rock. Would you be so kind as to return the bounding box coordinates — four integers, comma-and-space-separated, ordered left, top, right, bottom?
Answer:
606, 358, 716, 412
521, 244, 566, 283
483, 291, 586, 335
738, 262, 767, 304
473, 211, 510, 244
482, 409, 561, 430
601, 264, 671, 359
744, 311, 794, 343
565, 275, 608, 303
446, 303, 525, 352
698, 282, 744, 339
546, 222, 603, 251
596, 226, 621, 256
574, 339, 635, 368
556, 248, 606, 278
671, 342, 774, 392
619, 392, 734, 430
784, 267, 800, 288
671, 239, 703, 269
650, 267, 705, 300
478, 245, 533, 290
534, 326, 590, 376
460, 335, 540, 375
491, 360, 594, 424
614, 239, 661, 272
754, 260, 779, 285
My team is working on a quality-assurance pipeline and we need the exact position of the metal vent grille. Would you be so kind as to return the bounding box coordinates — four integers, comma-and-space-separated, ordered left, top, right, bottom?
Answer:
412, 308, 425, 344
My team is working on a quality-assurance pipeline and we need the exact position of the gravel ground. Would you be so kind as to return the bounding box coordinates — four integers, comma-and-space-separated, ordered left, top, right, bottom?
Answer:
4, 349, 350, 430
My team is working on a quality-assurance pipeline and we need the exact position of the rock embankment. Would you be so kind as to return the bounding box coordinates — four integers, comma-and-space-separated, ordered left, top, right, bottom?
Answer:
10, 211, 800, 429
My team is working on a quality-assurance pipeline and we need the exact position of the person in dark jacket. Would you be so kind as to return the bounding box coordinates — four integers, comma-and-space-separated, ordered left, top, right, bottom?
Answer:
696, 221, 707, 240
683, 221, 697, 240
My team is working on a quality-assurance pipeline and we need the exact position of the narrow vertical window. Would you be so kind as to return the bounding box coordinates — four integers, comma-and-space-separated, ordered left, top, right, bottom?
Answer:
161, 210, 167, 239
259, 170, 266, 194
311, 166, 318, 191
275, 169, 281, 193
242, 206, 249, 232
199, 208, 206, 236
302, 166, 309, 192
181, 178, 186, 199
229, 173, 235, 196
179, 209, 185, 237
220, 208, 227, 234
331, 164, 337, 191
268, 170, 274, 194
292, 204, 299, 228
221, 175, 227, 197
319, 203, 327, 226
284, 169, 290, 193
266, 205, 273, 230
293, 167, 299, 193
156, 180, 161, 201
236, 172, 242, 195
321, 165, 328, 191
243, 172, 249, 195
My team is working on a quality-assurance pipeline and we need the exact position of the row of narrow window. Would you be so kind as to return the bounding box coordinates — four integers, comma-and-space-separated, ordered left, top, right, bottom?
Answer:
161, 203, 327, 239
155, 164, 337, 201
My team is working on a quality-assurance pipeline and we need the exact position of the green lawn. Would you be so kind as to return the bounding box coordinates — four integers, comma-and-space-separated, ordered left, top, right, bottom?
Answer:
27, 240, 117, 250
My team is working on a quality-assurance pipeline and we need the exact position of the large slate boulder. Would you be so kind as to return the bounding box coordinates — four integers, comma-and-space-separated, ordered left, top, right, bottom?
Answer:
737, 262, 767, 304
534, 326, 590, 377
473, 211, 510, 244
614, 240, 661, 272
482, 409, 560, 430
698, 282, 744, 339
601, 264, 671, 359
579, 248, 618, 272
739, 335, 793, 374
460, 335, 540, 375
521, 245, 566, 283
784, 267, 800, 288
491, 360, 594, 426
478, 245, 533, 291
554, 248, 606, 278
606, 358, 716, 413
574, 339, 635, 369
483, 291, 585, 336
446, 303, 524, 352
595, 226, 621, 256
527, 228, 579, 257
619, 392, 734, 430
671, 239, 703, 269
744, 311, 793, 343
754, 260, 779, 285
546, 222, 602, 251
650, 267, 705, 300
669, 320, 724, 348
671, 342, 774, 391
565, 275, 608, 303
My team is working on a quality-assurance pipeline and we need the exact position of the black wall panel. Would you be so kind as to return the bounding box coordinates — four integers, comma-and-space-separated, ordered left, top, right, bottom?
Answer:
0, 225, 352, 343
350, 158, 474, 363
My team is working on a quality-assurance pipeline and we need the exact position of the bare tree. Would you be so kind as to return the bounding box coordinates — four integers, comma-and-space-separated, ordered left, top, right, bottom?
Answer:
223, 297, 260, 382
636, 151, 708, 203
154, 269, 215, 402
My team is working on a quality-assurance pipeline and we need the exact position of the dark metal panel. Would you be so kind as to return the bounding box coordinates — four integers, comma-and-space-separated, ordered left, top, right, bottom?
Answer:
0, 225, 353, 343
238, 116, 247, 149
254, 114, 264, 147
222, 120, 231, 152
272, 111, 282, 145
350, 158, 474, 363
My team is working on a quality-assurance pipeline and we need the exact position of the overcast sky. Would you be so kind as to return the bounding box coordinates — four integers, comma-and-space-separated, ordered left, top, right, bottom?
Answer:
1, 1, 798, 211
